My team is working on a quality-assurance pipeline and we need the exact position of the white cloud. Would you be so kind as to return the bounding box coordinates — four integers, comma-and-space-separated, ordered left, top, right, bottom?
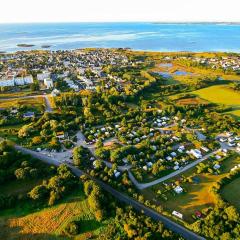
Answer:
0, 0, 240, 23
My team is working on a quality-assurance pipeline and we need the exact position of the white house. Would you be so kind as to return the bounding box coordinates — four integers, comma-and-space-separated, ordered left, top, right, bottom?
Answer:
114, 170, 121, 178
44, 78, 54, 89
189, 149, 202, 159
213, 164, 221, 170
174, 186, 183, 194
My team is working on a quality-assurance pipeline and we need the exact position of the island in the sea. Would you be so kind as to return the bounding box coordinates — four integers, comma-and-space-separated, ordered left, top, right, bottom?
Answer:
41, 45, 51, 49
17, 44, 35, 48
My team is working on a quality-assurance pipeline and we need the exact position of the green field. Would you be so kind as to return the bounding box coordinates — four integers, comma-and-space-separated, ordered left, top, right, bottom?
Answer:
191, 85, 240, 106
191, 85, 240, 118
143, 153, 240, 223
221, 177, 240, 212
0, 190, 111, 240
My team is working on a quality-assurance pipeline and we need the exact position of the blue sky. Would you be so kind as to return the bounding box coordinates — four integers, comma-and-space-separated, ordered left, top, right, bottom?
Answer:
0, 0, 239, 23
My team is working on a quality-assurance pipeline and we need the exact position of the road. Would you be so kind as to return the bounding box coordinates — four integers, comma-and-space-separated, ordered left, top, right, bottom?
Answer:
43, 95, 53, 112
129, 148, 222, 190
14, 144, 205, 240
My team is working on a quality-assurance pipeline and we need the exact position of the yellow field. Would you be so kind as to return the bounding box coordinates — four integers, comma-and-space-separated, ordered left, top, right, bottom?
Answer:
191, 85, 240, 106
0, 97, 44, 109
0, 191, 109, 240
191, 85, 240, 118
0, 91, 36, 99
47, 95, 56, 109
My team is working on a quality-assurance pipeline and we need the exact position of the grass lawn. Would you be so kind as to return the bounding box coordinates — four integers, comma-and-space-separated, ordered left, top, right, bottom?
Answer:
0, 124, 25, 143
0, 190, 111, 240
191, 85, 240, 106
143, 153, 240, 223
131, 168, 174, 183
221, 177, 240, 212
191, 85, 240, 118
0, 179, 43, 196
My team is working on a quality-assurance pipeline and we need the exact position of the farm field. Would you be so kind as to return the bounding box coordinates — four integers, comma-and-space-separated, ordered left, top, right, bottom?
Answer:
191, 85, 240, 106
143, 153, 240, 223
176, 97, 209, 106
221, 177, 240, 212
0, 190, 111, 240
0, 97, 45, 109
191, 85, 240, 117
0, 90, 37, 99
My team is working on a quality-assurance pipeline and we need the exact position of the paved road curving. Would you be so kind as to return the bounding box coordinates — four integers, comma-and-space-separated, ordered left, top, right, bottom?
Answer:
128, 149, 221, 190
15, 144, 205, 240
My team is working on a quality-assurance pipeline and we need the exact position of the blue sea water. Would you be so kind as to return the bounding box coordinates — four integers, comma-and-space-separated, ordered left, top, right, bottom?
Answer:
0, 22, 240, 53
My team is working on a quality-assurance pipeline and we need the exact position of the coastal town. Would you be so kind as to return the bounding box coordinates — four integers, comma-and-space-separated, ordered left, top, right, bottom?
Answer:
0, 48, 240, 240
0, 49, 130, 91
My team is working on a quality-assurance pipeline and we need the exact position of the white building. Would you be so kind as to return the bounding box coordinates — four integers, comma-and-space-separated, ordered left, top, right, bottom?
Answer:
15, 76, 33, 85
174, 186, 183, 194
44, 78, 54, 89
0, 75, 33, 87
189, 149, 202, 159
37, 71, 51, 81
51, 89, 60, 97
0, 78, 15, 87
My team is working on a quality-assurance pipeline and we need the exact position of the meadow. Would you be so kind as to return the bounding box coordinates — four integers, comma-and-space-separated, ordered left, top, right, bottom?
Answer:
0, 190, 111, 240
0, 97, 45, 109
221, 177, 240, 212
191, 85, 240, 118
144, 153, 240, 223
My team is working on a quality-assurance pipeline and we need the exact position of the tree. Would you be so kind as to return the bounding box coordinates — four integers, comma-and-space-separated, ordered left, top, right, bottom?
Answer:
48, 190, 60, 206
30, 82, 40, 91
72, 146, 89, 167
225, 206, 239, 222
32, 136, 42, 145
29, 185, 48, 200
18, 125, 33, 138
15, 168, 28, 180
95, 209, 105, 222
64, 221, 79, 236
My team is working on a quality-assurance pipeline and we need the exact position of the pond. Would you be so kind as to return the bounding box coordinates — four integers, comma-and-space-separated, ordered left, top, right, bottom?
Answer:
174, 70, 194, 76
155, 71, 172, 78
159, 63, 173, 68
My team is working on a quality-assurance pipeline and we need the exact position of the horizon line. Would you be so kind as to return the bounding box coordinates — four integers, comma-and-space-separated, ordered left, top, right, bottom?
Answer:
0, 21, 240, 25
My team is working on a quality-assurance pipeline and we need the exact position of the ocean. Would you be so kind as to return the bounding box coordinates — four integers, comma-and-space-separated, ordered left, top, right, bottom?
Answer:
0, 22, 240, 53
